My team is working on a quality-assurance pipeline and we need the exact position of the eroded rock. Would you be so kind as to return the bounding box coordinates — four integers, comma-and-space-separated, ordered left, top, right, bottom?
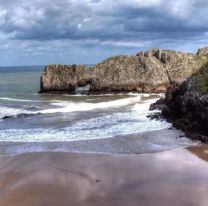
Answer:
40, 47, 208, 94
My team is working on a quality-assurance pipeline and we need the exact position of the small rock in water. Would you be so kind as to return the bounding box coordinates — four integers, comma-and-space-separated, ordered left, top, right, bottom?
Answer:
2, 116, 10, 120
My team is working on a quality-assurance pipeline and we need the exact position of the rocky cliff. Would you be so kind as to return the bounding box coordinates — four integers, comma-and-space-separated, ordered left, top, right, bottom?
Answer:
40, 48, 208, 94
160, 49, 208, 142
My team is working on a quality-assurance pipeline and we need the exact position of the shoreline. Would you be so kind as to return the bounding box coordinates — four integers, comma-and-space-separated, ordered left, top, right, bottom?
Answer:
0, 128, 196, 156
0, 145, 208, 206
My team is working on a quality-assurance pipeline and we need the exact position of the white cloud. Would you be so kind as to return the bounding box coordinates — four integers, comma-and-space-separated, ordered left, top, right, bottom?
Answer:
0, 0, 207, 65
0, 9, 7, 25
101, 40, 147, 48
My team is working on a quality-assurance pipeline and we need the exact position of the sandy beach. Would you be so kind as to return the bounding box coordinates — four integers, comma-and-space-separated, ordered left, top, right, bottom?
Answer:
0, 145, 208, 206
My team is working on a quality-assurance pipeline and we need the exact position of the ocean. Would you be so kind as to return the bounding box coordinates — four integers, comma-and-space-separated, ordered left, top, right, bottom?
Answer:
0, 66, 195, 155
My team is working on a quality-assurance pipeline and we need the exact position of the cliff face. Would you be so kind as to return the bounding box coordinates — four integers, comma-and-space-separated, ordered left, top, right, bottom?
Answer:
40, 47, 208, 94
40, 64, 95, 93
162, 54, 208, 141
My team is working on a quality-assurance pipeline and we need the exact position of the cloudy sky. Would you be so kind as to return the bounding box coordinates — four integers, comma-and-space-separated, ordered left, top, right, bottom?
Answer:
0, 0, 208, 66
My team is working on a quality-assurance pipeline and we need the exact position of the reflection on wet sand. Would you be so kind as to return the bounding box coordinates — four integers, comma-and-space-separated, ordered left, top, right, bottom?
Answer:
187, 144, 208, 162
0, 145, 208, 206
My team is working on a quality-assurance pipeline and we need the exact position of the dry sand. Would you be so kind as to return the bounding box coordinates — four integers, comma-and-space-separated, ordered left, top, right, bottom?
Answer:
0, 145, 208, 206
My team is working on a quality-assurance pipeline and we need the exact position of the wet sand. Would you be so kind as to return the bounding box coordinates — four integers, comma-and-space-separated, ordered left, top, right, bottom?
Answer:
0, 145, 208, 206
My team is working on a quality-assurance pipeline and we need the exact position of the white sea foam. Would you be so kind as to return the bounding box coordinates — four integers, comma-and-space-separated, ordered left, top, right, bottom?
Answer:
0, 112, 170, 142
41, 96, 142, 114
132, 98, 159, 113
0, 97, 42, 102
0, 95, 143, 118
0, 106, 30, 119
0, 94, 161, 118
0, 96, 171, 142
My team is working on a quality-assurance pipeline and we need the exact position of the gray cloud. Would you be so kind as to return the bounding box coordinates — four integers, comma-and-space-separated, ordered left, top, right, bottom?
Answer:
0, 0, 207, 40
0, 0, 208, 65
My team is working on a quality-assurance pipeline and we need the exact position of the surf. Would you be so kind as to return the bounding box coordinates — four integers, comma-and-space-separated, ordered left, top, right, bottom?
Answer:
41, 96, 142, 114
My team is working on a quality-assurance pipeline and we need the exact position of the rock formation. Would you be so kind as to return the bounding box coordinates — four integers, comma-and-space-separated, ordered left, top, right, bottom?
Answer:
160, 52, 208, 142
40, 47, 208, 94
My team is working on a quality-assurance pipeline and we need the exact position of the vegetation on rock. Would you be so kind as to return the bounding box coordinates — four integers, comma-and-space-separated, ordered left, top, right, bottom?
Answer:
192, 63, 208, 95
161, 56, 208, 142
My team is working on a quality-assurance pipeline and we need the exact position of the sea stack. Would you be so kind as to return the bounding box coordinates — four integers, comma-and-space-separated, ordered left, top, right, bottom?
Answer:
40, 48, 208, 94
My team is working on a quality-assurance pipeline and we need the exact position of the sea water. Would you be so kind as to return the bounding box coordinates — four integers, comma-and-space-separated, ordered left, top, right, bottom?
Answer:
0, 66, 195, 155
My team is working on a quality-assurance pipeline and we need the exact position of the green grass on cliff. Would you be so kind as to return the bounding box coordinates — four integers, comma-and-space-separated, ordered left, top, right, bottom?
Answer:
193, 63, 208, 95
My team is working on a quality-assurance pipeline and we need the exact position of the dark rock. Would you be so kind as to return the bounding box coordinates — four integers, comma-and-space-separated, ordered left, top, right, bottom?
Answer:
149, 97, 166, 111
147, 112, 164, 121
2, 116, 10, 120
2, 113, 40, 120
162, 62, 208, 142
179, 135, 185, 138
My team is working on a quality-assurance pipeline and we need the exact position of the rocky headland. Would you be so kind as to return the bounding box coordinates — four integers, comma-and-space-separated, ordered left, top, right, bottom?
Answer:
40, 48, 208, 94
150, 47, 208, 142
40, 47, 208, 142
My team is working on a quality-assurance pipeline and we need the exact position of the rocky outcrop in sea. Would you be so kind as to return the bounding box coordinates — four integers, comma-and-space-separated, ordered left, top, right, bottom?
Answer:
40, 48, 208, 94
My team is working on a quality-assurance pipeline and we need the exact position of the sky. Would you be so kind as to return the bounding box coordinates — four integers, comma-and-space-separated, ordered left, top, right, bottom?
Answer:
0, 0, 208, 66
